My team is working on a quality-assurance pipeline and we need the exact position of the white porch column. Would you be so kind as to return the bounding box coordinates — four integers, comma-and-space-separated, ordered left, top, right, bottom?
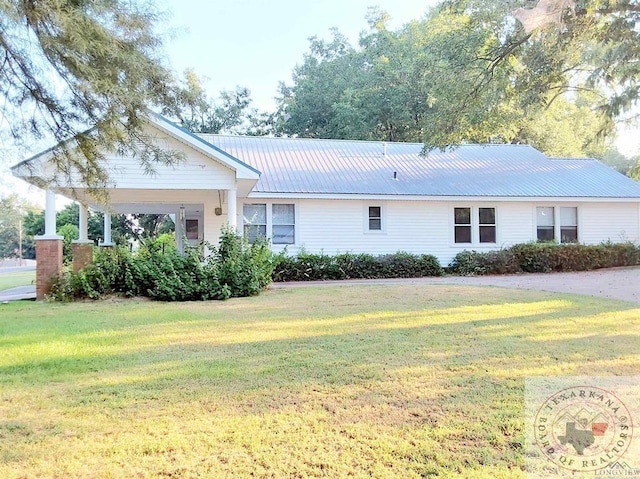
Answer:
44, 189, 58, 237
101, 213, 113, 246
176, 207, 184, 254
227, 188, 237, 231
78, 203, 89, 241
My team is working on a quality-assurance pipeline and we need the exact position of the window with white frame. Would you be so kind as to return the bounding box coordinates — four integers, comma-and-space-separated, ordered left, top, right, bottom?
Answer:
536, 207, 555, 242
560, 207, 578, 243
272, 204, 295, 244
368, 206, 382, 231
478, 208, 496, 243
243, 204, 266, 243
454, 207, 472, 243
454, 206, 497, 244
535, 206, 578, 243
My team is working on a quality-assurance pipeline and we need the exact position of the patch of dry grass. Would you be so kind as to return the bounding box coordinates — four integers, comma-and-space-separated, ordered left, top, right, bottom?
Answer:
0, 285, 638, 478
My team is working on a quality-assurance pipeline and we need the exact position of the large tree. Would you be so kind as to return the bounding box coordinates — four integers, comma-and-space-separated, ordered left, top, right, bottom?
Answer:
0, 0, 180, 190
275, 8, 612, 157
417, 0, 640, 150
174, 70, 273, 135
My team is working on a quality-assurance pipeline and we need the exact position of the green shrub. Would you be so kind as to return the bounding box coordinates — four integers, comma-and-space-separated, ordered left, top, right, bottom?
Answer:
448, 242, 640, 276
272, 251, 443, 282
57, 223, 79, 265
49, 228, 279, 302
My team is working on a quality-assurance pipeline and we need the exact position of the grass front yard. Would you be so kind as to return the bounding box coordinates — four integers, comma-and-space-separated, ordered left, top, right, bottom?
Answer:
0, 285, 638, 478
0, 270, 35, 292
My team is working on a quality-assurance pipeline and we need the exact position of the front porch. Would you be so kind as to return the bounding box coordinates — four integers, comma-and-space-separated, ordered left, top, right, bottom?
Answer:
11, 114, 261, 299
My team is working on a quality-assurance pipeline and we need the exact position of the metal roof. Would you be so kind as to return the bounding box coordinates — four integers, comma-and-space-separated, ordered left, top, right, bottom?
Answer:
198, 135, 640, 198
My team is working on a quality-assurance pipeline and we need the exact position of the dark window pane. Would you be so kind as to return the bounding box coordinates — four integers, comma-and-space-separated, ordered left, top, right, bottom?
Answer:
369, 206, 381, 218
479, 208, 495, 225
454, 208, 471, 225
455, 226, 471, 243
272, 225, 295, 244
185, 219, 199, 240
537, 227, 555, 242
561, 226, 578, 243
244, 224, 266, 244
369, 218, 381, 230
479, 226, 496, 243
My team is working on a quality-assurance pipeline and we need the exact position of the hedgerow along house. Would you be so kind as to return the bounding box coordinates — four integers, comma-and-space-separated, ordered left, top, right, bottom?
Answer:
11, 113, 640, 299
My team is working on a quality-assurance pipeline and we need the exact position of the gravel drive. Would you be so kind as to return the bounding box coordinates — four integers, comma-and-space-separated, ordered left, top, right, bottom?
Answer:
271, 266, 640, 304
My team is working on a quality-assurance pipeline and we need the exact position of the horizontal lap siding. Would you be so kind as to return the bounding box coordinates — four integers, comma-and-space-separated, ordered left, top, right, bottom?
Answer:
294, 200, 451, 256
580, 203, 640, 244
243, 198, 640, 266
496, 203, 536, 246
105, 126, 236, 190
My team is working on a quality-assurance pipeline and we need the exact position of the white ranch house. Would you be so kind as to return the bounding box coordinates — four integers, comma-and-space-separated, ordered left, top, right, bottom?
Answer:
11, 113, 640, 296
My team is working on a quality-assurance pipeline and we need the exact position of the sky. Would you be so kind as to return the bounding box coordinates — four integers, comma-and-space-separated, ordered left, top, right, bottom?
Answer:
159, 0, 439, 111
2, 0, 639, 205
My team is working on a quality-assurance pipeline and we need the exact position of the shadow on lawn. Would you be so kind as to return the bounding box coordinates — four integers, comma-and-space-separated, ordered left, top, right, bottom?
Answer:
2, 296, 638, 396
1, 287, 639, 476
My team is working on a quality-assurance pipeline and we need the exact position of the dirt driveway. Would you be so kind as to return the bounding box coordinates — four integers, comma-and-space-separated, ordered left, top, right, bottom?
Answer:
272, 266, 640, 304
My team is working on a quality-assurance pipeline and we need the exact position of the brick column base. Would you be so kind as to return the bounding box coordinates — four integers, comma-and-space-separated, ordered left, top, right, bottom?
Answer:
35, 238, 63, 300
72, 241, 94, 272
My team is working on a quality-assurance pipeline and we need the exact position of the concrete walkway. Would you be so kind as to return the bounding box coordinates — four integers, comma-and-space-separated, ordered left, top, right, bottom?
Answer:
0, 285, 36, 302
271, 266, 640, 304
0, 265, 37, 302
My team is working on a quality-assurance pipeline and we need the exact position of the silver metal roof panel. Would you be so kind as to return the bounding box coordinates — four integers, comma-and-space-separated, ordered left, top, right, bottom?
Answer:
198, 135, 640, 198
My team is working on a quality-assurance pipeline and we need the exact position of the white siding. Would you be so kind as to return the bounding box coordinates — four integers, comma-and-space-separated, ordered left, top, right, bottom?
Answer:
105, 126, 236, 189
579, 203, 640, 244
240, 197, 640, 266
47, 124, 237, 190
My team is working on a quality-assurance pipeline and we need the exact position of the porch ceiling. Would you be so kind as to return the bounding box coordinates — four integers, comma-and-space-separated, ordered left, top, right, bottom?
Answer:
102, 203, 203, 215
55, 188, 221, 216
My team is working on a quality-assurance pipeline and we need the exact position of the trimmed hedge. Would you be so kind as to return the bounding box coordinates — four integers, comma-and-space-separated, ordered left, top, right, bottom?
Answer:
273, 251, 443, 282
448, 242, 640, 275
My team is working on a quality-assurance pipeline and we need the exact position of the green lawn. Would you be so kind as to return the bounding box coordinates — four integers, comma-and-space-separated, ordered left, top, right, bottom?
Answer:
0, 285, 638, 478
0, 270, 35, 292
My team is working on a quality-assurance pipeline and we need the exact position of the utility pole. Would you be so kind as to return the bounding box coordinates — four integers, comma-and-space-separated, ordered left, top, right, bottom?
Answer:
18, 218, 23, 266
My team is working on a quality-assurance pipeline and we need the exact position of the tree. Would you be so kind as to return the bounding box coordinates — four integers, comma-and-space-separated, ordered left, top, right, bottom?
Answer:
275, 8, 611, 157
415, 0, 640, 150
0, 195, 40, 259
597, 149, 637, 176
174, 70, 273, 135
1, 0, 180, 190
23, 203, 140, 247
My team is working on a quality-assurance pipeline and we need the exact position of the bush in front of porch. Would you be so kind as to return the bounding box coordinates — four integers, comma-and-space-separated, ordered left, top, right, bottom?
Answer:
49, 227, 280, 301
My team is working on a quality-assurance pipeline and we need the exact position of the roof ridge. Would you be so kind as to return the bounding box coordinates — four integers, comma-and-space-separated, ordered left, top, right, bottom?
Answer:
197, 133, 541, 149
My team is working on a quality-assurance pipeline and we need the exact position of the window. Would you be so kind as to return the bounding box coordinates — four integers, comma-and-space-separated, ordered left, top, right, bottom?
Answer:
272, 204, 295, 244
454, 207, 497, 244
536, 207, 555, 242
185, 219, 199, 240
368, 206, 382, 231
454, 207, 472, 243
243, 204, 266, 243
560, 207, 578, 243
536, 206, 579, 243
478, 208, 496, 243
